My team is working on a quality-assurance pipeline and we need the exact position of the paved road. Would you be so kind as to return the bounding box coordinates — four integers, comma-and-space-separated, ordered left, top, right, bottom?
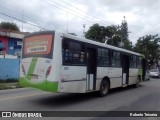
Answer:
1, 78, 160, 120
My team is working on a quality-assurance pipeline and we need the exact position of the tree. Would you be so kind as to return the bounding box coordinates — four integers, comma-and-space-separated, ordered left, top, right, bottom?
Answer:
85, 23, 106, 43
85, 23, 122, 44
121, 16, 129, 41
85, 22, 133, 50
0, 22, 20, 32
105, 25, 121, 47
120, 17, 133, 50
134, 34, 160, 65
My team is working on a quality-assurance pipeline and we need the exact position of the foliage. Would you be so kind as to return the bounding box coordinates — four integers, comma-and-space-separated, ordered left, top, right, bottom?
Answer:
85, 23, 106, 43
105, 25, 121, 47
121, 18, 133, 50
121, 18, 129, 41
134, 34, 160, 65
0, 21, 20, 32
85, 23, 133, 50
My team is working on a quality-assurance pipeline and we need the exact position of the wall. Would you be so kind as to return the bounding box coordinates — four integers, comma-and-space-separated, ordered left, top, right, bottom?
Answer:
8, 38, 22, 56
0, 54, 18, 58
0, 36, 8, 53
0, 58, 19, 80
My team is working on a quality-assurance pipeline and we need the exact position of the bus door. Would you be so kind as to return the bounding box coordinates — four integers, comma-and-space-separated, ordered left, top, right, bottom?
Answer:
86, 48, 97, 91
122, 54, 129, 85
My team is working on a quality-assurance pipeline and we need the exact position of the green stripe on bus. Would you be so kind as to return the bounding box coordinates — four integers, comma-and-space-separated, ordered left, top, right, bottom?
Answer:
47, 81, 58, 92
26, 58, 38, 80
19, 77, 58, 92
138, 68, 142, 81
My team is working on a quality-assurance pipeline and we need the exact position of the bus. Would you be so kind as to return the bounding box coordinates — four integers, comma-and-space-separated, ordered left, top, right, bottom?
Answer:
19, 31, 146, 96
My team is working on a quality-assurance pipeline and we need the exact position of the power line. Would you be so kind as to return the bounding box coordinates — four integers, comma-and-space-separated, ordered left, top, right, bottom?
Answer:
0, 12, 48, 30
0, 1, 106, 34
42, 0, 96, 23
59, 0, 98, 20
0, 1, 109, 35
0, 5, 34, 22
43, 0, 108, 26
48, 0, 96, 21
56, 0, 108, 26
0, 5, 67, 32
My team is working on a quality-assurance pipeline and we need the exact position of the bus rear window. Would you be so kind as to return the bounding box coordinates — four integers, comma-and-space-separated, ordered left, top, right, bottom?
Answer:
22, 34, 53, 58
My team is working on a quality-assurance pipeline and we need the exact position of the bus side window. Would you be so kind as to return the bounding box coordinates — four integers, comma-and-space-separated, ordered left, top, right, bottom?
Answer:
137, 56, 142, 68
130, 55, 137, 68
64, 49, 72, 63
80, 52, 85, 63
97, 48, 110, 66
62, 39, 72, 64
62, 38, 86, 65
111, 51, 121, 67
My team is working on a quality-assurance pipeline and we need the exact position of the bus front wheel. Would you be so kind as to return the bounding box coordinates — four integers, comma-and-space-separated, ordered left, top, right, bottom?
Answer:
99, 80, 109, 97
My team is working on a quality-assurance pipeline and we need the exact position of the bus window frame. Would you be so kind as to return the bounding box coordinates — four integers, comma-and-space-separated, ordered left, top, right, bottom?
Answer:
62, 38, 87, 66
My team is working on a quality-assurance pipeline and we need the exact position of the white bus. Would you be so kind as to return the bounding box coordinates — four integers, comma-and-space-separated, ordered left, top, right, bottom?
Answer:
20, 31, 146, 96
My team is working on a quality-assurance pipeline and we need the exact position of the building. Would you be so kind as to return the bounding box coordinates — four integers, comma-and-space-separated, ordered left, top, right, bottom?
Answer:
0, 29, 28, 57
0, 29, 28, 80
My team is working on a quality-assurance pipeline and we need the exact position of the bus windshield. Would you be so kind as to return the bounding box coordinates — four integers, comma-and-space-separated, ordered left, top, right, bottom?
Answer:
22, 34, 53, 59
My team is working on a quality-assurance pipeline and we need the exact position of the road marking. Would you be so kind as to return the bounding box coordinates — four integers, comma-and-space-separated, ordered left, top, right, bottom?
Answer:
0, 92, 50, 101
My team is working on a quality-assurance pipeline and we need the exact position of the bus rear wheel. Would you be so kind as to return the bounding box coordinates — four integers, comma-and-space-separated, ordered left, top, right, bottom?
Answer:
99, 80, 109, 97
135, 76, 141, 88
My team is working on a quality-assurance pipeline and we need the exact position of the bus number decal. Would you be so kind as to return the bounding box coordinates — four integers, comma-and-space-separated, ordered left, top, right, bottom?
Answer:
64, 67, 69, 70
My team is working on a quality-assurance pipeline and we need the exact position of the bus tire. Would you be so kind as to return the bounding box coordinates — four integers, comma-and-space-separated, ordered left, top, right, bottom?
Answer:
99, 80, 110, 97
135, 76, 141, 88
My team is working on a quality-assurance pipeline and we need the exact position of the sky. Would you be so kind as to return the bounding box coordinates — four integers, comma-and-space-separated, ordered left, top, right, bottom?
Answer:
0, 0, 160, 45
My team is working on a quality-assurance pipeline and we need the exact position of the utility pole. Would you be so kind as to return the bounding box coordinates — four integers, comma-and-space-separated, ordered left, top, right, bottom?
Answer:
22, 11, 24, 32
67, 7, 68, 33
83, 24, 85, 38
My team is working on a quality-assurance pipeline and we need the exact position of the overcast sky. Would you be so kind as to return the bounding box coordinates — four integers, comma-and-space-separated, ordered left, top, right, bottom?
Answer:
0, 0, 160, 45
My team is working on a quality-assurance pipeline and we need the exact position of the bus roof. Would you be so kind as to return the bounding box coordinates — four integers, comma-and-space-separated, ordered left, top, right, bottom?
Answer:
23, 31, 143, 57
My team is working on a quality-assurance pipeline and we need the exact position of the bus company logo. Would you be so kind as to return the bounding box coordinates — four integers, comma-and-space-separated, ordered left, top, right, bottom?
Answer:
2, 112, 11, 117
1, 112, 42, 118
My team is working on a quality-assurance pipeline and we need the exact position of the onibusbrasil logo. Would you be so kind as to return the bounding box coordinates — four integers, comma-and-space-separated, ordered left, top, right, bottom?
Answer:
2, 112, 42, 118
